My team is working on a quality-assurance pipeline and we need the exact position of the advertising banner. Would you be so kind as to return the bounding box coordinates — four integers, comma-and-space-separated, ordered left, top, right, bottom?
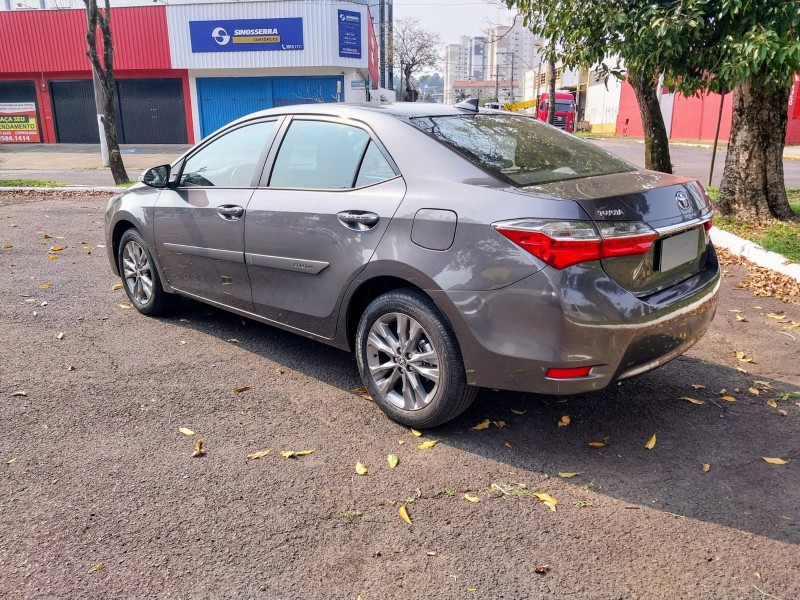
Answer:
189, 18, 304, 53
338, 10, 361, 59
0, 102, 40, 143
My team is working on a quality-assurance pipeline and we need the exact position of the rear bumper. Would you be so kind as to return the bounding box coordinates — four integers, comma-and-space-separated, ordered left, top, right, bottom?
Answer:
430, 246, 720, 394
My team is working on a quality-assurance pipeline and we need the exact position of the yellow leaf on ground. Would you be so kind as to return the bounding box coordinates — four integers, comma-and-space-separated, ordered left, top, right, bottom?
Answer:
246, 449, 271, 460
87, 563, 103, 574
493, 420, 506, 429
533, 492, 558, 511
43, 233, 52, 239
735, 314, 747, 322
355, 461, 368, 475
227, 338, 240, 343
510, 409, 526, 415
178, 427, 195, 436
353, 387, 367, 393
557, 415, 570, 427
410, 428, 422, 437
112, 283, 123, 291
398, 503, 412, 525
767, 399, 778, 408
464, 493, 481, 503
6, 458, 17, 465
118, 304, 132, 309
232, 385, 251, 393
588, 441, 606, 447
767, 313, 787, 320
56, 332, 65, 340
471, 419, 490, 430
361, 394, 373, 401
645, 433, 657, 449
39, 283, 52, 289
387, 454, 399, 469
736, 367, 748, 374
702, 464, 711, 473
417, 440, 438, 450
2, 244, 12, 249
748, 387, 760, 396
10, 391, 27, 397
83, 246, 93, 251
49, 246, 64, 252
753, 306, 763, 310
534, 565, 550, 574
679, 396, 706, 405
691, 384, 706, 390
720, 395, 736, 402
47, 254, 58, 260
280, 450, 314, 458
735, 351, 755, 363
558, 472, 580, 478
191, 439, 206, 458
762, 457, 788, 465
786, 322, 800, 330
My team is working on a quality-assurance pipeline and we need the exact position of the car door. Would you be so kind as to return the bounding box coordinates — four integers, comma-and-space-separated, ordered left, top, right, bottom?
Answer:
153, 118, 281, 311
244, 116, 406, 338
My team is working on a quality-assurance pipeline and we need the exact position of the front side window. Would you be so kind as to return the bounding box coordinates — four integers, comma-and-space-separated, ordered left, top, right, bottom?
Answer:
269, 120, 370, 190
410, 114, 634, 186
180, 120, 276, 188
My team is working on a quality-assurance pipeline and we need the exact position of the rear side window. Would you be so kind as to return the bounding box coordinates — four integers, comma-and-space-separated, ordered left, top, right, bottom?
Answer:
355, 141, 395, 188
410, 114, 633, 186
269, 120, 370, 190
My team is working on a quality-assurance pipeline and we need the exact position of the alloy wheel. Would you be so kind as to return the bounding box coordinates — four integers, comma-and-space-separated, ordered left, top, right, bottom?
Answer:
121, 240, 154, 305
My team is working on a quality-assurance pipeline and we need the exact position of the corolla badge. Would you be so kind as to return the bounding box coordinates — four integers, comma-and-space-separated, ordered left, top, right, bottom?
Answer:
676, 191, 691, 211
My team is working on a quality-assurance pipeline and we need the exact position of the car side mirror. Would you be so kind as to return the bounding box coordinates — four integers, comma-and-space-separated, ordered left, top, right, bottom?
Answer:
139, 164, 171, 188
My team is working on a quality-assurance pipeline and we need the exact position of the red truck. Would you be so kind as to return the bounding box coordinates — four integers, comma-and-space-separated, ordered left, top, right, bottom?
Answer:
536, 92, 576, 133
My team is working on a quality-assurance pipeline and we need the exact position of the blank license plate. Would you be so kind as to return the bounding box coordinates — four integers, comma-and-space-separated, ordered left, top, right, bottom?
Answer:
659, 228, 700, 272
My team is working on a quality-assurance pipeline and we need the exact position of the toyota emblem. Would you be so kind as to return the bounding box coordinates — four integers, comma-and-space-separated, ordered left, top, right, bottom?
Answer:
675, 191, 691, 211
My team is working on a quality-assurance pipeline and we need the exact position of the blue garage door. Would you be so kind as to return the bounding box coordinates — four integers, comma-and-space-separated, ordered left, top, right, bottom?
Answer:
197, 76, 343, 139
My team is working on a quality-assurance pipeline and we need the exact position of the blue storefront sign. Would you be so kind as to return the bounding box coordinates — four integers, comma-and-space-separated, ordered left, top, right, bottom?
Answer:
189, 18, 304, 53
337, 10, 361, 59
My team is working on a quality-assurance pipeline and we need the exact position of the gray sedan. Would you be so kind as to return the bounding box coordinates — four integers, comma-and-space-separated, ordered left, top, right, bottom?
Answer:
105, 101, 719, 428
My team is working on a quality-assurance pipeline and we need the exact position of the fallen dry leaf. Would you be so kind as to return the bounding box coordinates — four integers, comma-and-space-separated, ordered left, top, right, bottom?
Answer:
493, 420, 506, 429
3, 244, 12, 249
679, 396, 706, 405
510, 409, 526, 415
766, 313, 787, 320
56, 332, 65, 340
767, 399, 778, 408
178, 427, 195, 436
10, 390, 27, 397
691, 384, 706, 390
47, 254, 58, 260
118, 304, 132, 309
645, 433, 657, 449
43, 233, 52, 239
246, 449, 272, 460
417, 440, 438, 450
533, 492, 558, 511
39, 283, 52, 289
387, 454, 399, 469
534, 565, 550, 574
736, 366, 748, 375
191, 439, 206, 458
558, 472, 580, 478
5, 458, 17, 465
355, 461, 368, 476
588, 441, 606, 447
49, 246, 64, 252
735, 351, 755, 363
504, 441, 512, 449
398, 503, 412, 525
232, 385, 252, 393
464, 493, 481, 503
279, 450, 314, 458
353, 387, 368, 394
471, 419, 490, 430
410, 428, 423, 437
361, 394, 373, 402
720, 395, 737, 402
748, 387, 760, 396
702, 463, 711, 473
762, 457, 788, 465
87, 563, 103, 574
227, 338, 240, 343
557, 415, 570, 428
753, 306, 763, 310
735, 314, 747, 322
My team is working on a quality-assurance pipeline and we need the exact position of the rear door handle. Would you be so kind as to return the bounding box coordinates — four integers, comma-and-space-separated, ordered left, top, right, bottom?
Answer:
337, 211, 380, 231
217, 205, 244, 220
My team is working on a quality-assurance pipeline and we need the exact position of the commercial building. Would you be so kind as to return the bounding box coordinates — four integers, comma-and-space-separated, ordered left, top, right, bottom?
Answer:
0, 0, 381, 144
443, 35, 486, 104
451, 80, 518, 104
485, 20, 537, 103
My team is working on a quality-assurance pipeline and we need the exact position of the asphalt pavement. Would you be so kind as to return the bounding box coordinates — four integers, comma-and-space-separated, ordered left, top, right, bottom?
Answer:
1, 191, 799, 599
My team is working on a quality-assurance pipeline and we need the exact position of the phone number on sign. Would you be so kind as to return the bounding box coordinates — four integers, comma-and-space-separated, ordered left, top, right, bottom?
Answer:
0, 134, 36, 142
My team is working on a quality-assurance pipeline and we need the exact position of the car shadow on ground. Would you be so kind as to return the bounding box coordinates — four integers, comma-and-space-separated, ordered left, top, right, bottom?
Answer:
165, 298, 800, 547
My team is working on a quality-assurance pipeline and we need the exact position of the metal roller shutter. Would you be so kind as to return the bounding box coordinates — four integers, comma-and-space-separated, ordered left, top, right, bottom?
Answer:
50, 80, 99, 144
117, 78, 188, 144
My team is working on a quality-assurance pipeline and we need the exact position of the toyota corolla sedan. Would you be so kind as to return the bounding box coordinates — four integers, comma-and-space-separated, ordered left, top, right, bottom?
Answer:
105, 101, 719, 428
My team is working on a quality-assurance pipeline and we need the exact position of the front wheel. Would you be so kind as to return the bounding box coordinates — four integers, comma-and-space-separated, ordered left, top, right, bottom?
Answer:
117, 228, 176, 316
355, 289, 477, 428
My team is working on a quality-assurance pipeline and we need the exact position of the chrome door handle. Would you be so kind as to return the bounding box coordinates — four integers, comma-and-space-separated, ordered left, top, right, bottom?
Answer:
217, 205, 244, 220
337, 211, 380, 230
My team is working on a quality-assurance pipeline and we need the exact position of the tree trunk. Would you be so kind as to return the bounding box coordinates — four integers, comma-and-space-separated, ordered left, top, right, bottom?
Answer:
547, 41, 556, 125
99, 73, 127, 184
629, 73, 672, 174
718, 77, 794, 222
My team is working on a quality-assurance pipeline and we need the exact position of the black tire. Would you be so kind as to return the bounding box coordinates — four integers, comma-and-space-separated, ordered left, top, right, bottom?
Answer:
355, 288, 477, 428
117, 228, 177, 316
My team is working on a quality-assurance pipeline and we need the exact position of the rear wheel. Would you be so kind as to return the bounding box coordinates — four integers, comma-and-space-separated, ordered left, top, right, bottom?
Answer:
356, 289, 477, 428
118, 228, 176, 316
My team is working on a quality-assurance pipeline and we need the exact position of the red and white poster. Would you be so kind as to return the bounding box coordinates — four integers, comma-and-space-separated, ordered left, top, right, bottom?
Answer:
0, 102, 41, 143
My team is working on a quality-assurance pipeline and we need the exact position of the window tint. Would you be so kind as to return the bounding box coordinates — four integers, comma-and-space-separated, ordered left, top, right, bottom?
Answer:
355, 141, 395, 188
410, 114, 633, 186
269, 120, 369, 189
555, 100, 574, 112
181, 121, 276, 188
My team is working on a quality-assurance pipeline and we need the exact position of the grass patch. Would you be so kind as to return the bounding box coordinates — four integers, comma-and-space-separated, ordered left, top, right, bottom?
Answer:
0, 178, 68, 187
116, 181, 135, 188
707, 187, 800, 264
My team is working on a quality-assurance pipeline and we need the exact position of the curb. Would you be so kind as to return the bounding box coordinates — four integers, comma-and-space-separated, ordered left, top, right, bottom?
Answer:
710, 226, 800, 283
0, 186, 121, 193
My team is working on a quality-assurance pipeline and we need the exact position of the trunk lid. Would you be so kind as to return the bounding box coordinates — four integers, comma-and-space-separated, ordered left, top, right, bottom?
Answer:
521, 171, 714, 297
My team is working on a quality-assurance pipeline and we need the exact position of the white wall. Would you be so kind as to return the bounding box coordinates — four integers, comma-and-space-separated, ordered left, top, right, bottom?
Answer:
586, 76, 622, 133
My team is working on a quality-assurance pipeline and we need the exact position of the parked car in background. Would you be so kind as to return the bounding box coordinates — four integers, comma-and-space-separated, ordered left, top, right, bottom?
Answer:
105, 101, 719, 428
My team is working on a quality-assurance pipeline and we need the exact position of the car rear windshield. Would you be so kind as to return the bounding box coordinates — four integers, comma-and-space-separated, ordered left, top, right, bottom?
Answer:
410, 113, 634, 186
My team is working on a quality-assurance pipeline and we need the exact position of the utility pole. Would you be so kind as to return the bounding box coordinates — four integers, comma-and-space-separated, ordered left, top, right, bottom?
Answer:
494, 62, 500, 102
91, 68, 110, 167
496, 51, 514, 104
509, 51, 515, 103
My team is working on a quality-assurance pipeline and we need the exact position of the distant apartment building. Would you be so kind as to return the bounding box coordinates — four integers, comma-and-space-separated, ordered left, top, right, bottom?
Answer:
443, 35, 486, 104
485, 20, 538, 103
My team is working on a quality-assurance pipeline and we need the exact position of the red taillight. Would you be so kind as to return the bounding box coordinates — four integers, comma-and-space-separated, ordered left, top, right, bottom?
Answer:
703, 219, 713, 231
494, 219, 657, 269
546, 366, 593, 379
